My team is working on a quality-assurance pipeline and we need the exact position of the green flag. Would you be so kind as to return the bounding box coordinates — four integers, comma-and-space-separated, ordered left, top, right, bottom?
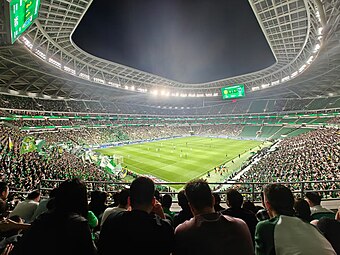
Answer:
35, 139, 46, 152
99, 156, 117, 174
20, 136, 36, 154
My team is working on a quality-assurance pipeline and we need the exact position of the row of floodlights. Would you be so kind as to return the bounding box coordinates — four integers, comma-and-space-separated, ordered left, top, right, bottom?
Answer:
252, 27, 323, 92
21, 37, 219, 97
21, 25, 322, 96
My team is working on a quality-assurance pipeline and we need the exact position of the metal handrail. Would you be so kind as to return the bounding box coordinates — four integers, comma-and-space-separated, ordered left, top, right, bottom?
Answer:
38, 178, 340, 203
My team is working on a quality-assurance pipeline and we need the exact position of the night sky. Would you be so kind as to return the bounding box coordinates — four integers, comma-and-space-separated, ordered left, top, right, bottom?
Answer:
72, 0, 275, 84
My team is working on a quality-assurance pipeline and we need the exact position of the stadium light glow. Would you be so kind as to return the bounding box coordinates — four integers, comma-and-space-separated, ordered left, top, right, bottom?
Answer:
151, 90, 158, 96
27, 92, 37, 97
197, 94, 204, 97
180, 93, 187, 97
306, 56, 314, 64
313, 43, 320, 53
79, 73, 90, 80
282, 76, 290, 82
35, 50, 46, 60
94, 78, 105, 84
299, 65, 307, 72
291, 71, 298, 77
213, 93, 219, 97
205, 93, 212, 97
261, 84, 270, 88
318, 27, 323, 35
124, 86, 129, 90
64, 66, 76, 75
272, 80, 280, 86
108, 82, 121, 88
315, 10, 321, 22
252, 86, 260, 91
22, 36, 33, 49
161, 90, 170, 96
130, 86, 135, 91
137, 88, 147, 93
48, 58, 61, 68
9, 90, 20, 95
188, 93, 196, 97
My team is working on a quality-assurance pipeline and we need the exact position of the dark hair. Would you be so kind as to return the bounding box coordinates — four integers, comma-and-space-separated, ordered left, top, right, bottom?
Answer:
26, 190, 40, 200
118, 189, 130, 206
54, 178, 89, 218
185, 179, 213, 211
264, 184, 294, 216
243, 200, 257, 214
162, 194, 172, 209
294, 198, 311, 222
226, 189, 243, 208
213, 193, 221, 204
177, 190, 190, 209
305, 192, 321, 205
0, 182, 8, 194
129, 177, 155, 207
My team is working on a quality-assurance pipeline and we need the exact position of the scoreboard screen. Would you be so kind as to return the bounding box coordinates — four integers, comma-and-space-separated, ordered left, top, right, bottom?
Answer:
221, 84, 245, 99
9, 0, 40, 44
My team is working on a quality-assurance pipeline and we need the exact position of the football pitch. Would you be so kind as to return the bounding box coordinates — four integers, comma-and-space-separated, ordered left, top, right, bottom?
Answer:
96, 136, 263, 183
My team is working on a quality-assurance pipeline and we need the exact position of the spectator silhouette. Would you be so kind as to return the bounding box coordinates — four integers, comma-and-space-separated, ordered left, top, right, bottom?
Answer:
31, 188, 58, 221
294, 198, 312, 222
98, 176, 174, 255
173, 190, 192, 228
174, 179, 253, 255
9, 190, 41, 223
313, 216, 340, 254
100, 188, 130, 227
88, 190, 107, 232
255, 191, 270, 222
0, 182, 9, 219
162, 194, 175, 226
255, 183, 335, 255
13, 178, 96, 255
305, 192, 335, 220
243, 200, 258, 215
222, 188, 258, 241
213, 193, 225, 212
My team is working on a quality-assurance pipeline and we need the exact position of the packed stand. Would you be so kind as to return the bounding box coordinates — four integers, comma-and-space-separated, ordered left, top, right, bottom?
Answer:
236, 128, 340, 199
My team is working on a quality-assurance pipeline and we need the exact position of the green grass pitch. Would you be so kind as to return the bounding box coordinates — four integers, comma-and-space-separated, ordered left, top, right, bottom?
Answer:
96, 136, 262, 183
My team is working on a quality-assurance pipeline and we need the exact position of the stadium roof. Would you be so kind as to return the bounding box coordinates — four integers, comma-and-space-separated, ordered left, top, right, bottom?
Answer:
0, 0, 339, 100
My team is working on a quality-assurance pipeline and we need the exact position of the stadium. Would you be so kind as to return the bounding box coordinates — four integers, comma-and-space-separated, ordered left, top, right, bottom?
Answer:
0, 0, 339, 254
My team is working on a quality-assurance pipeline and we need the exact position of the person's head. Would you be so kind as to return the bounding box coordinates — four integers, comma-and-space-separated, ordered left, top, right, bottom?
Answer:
305, 192, 321, 207
26, 190, 41, 202
243, 200, 257, 214
0, 182, 9, 200
129, 177, 155, 212
213, 192, 222, 206
54, 178, 89, 218
177, 190, 190, 210
46, 187, 58, 211
185, 179, 214, 215
294, 198, 311, 222
118, 189, 130, 208
263, 183, 294, 218
162, 194, 172, 209
226, 189, 243, 209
